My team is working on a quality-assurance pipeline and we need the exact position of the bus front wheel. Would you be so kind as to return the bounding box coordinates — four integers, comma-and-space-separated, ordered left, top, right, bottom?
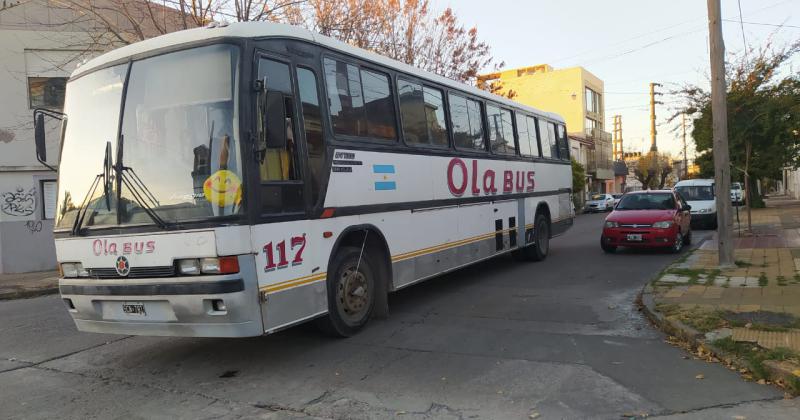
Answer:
317, 246, 376, 337
512, 213, 550, 262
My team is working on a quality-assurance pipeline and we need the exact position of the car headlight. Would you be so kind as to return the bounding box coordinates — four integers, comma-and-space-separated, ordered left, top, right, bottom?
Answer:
605, 221, 619, 228
653, 221, 674, 228
60, 262, 87, 278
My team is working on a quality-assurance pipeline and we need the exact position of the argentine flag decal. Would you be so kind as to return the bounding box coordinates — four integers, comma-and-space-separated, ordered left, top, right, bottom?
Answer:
373, 164, 396, 191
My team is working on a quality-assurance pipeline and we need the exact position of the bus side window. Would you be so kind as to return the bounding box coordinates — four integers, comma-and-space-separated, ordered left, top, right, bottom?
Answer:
257, 58, 299, 182
486, 104, 515, 155
323, 57, 397, 141
557, 123, 570, 160
257, 57, 304, 214
449, 93, 485, 151
296, 67, 324, 206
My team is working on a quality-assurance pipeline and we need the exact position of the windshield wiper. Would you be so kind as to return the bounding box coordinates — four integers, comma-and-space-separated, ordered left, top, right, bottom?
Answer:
118, 167, 168, 229
115, 134, 169, 230
71, 142, 115, 236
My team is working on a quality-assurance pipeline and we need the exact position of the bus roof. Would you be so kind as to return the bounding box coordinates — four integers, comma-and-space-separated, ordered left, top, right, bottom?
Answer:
73, 21, 565, 124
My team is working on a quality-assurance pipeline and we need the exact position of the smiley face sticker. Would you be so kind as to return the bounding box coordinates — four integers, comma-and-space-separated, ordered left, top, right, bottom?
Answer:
203, 170, 242, 207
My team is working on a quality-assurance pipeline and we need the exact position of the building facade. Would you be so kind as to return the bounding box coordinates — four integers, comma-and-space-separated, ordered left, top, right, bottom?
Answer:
0, 0, 189, 273
478, 64, 614, 199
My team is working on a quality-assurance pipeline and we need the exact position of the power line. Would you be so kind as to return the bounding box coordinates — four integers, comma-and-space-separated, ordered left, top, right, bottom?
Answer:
737, 0, 748, 61
721, 19, 800, 29
564, 0, 796, 67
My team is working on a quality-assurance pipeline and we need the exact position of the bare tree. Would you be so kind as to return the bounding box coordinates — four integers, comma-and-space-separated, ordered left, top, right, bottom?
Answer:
277, 0, 498, 84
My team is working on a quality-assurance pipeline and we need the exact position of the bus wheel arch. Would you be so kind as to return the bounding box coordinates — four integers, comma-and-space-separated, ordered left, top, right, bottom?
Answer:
535, 202, 552, 236
321, 225, 391, 336
514, 202, 551, 262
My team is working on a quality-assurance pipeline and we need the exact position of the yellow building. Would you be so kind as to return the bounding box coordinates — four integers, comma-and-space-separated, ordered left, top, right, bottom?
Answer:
478, 64, 616, 195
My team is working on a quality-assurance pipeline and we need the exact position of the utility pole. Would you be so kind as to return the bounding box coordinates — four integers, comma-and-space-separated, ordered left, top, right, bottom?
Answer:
612, 115, 623, 160
682, 113, 688, 178
649, 82, 663, 152
708, 0, 734, 267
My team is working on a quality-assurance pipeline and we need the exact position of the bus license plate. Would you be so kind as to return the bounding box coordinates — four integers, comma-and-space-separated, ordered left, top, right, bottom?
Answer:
626, 234, 643, 241
122, 302, 146, 316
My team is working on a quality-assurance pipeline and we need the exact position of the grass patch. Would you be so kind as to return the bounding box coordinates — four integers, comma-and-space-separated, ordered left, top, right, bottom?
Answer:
759, 272, 769, 287
712, 337, 800, 381
793, 273, 800, 284
777, 276, 788, 286
735, 260, 753, 267
660, 306, 729, 333
665, 267, 712, 284
704, 269, 722, 286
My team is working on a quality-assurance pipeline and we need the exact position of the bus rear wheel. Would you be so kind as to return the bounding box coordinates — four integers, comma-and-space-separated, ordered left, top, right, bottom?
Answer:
317, 246, 376, 337
512, 213, 550, 262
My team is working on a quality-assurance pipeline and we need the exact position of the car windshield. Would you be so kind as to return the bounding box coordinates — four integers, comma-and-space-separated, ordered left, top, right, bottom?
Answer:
591, 194, 605, 200
732, 184, 742, 190
675, 185, 715, 201
615, 193, 676, 210
56, 44, 243, 230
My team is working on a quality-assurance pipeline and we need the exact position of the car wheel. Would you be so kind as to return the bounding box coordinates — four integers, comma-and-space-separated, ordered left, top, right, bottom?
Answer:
683, 229, 692, 245
316, 246, 376, 337
671, 232, 684, 253
601, 238, 616, 253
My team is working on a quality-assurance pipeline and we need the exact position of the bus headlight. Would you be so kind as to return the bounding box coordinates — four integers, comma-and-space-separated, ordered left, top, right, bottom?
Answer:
177, 259, 202, 275
200, 257, 239, 274
177, 257, 239, 275
60, 262, 87, 278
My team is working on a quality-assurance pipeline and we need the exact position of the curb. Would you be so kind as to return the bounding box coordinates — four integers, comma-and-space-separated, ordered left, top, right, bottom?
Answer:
639, 283, 800, 394
0, 287, 59, 301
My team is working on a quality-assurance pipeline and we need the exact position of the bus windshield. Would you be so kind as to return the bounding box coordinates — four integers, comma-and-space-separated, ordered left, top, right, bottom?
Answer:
56, 44, 243, 230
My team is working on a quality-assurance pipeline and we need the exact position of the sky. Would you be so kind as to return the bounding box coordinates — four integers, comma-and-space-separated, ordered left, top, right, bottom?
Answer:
432, 0, 800, 160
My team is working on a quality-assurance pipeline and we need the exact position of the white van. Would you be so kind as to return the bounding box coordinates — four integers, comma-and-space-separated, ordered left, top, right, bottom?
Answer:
674, 179, 717, 229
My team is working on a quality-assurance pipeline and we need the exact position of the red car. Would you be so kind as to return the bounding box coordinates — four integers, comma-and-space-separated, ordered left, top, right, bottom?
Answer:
600, 190, 692, 253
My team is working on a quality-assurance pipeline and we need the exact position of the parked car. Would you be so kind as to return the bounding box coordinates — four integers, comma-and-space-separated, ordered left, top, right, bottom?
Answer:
731, 182, 743, 205
674, 178, 717, 229
586, 193, 615, 212
612, 193, 624, 206
601, 190, 692, 253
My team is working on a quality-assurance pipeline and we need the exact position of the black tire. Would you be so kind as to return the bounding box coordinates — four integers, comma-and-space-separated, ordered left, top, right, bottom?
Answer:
512, 213, 550, 262
683, 229, 692, 245
316, 246, 376, 337
601, 241, 617, 253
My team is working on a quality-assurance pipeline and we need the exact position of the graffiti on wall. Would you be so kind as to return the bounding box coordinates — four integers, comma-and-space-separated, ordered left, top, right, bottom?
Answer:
2, 187, 37, 216
0, 128, 14, 143
25, 220, 43, 234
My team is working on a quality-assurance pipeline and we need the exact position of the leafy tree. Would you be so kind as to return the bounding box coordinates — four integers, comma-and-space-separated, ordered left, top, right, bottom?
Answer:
571, 158, 586, 209
673, 41, 800, 208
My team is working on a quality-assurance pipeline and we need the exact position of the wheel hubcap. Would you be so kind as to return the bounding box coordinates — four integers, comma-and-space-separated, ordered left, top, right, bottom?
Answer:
675, 234, 683, 251
337, 266, 369, 319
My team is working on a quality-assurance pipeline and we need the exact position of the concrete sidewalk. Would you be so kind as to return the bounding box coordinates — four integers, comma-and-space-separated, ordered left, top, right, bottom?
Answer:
643, 198, 800, 393
0, 270, 59, 300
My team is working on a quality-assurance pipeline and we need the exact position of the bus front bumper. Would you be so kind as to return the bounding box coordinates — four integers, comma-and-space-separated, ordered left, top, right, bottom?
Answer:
59, 258, 263, 338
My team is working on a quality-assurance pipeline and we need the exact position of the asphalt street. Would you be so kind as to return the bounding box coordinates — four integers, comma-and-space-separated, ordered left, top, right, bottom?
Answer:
1, 212, 797, 419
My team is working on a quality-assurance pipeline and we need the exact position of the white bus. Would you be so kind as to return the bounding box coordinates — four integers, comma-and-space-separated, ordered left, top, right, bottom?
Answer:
37, 22, 574, 338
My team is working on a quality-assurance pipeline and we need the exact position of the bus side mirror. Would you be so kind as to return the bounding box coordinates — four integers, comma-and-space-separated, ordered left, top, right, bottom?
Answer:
265, 91, 287, 149
35, 113, 47, 163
